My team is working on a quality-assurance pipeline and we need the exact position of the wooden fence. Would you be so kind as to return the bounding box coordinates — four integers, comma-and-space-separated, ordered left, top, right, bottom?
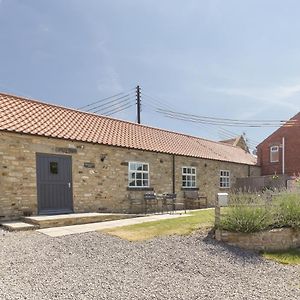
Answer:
234, 174, 289, 192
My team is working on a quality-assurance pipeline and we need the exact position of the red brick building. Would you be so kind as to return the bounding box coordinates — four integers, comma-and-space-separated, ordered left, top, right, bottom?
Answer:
257, 112, 300, 176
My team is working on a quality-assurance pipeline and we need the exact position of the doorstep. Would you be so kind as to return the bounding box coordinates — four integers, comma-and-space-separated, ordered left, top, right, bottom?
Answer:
1, 221, 38, 232
22, 212, 141, 228
37, 213, 191, 237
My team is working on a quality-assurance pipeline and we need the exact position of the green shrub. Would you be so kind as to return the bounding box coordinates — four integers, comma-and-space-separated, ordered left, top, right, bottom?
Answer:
220, 205, 271, 233
218, 192, 300, 233
275, 194, 300, 228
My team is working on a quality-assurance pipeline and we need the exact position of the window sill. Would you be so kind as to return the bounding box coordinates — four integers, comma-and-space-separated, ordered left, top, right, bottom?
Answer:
127, 187, 154, 191
181, 187, 199, 191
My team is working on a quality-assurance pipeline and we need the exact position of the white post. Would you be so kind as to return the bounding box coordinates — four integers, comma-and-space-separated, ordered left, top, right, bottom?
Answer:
282, 136, 285, 175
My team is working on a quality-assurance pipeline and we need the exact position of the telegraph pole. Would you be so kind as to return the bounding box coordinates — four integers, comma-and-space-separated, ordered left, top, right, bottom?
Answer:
136, 85, 141, 124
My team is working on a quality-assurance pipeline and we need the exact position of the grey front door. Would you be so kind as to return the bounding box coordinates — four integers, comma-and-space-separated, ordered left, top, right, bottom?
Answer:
36, 153, 73, 215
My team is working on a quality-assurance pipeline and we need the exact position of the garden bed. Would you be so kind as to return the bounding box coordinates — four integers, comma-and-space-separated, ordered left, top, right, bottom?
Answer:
215, 191, 300, 251
215, 227, 300, 251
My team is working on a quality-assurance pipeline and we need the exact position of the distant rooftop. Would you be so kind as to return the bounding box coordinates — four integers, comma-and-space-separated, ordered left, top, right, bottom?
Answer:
220, 135, 249, 153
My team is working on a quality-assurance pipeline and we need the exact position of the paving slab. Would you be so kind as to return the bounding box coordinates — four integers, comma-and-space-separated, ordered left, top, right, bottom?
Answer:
24, 212, 126, 221
24, 212, 139, 228
37, 213, 191, 237
1, 221, 37, 231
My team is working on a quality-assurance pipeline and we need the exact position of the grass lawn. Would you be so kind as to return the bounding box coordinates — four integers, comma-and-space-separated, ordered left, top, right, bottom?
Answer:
101, 209, 214, 241
263, 249, 300, 265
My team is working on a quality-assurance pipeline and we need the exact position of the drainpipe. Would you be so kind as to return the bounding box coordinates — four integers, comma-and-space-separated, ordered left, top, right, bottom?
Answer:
282, 137, 285, 175
172, 154, 175, 194
171, 155, 176, 211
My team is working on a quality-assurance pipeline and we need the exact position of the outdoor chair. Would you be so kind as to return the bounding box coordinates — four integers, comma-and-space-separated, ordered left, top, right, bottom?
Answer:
144, 192, 158, 214
184, 190, 207, 209
161, 193, 185, 213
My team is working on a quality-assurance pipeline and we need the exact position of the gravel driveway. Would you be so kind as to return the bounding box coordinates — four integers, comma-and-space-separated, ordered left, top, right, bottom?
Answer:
0, 229, 299, 300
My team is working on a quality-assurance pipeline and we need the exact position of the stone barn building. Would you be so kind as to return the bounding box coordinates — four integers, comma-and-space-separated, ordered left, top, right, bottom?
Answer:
0, 93, 260, 220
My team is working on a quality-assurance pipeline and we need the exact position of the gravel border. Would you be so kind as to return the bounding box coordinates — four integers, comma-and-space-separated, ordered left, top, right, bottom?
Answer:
0, 230, 299, 300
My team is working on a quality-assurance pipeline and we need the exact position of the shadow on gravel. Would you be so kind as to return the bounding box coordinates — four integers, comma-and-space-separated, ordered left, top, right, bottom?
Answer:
200, 228, 265, 264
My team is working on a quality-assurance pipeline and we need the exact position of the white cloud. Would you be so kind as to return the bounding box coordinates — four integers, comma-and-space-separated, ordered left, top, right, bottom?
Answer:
212, 82, 300, 111
38, 24, 50, 33
97, 66, 123, 94
95, 40, 123, 94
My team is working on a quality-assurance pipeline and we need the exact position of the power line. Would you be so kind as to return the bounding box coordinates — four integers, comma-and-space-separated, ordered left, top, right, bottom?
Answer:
142, 92, 240, 140
88, 95, 133, 113
141, 90, 279, 150
141, 92, 290, 146
158, 108, 296, 124
218, 129, 259, 148
142, 103, 222, 140
78, 92, 125, 110
156, 108, 297, 127
85, 93, 135, 112
77, 88, 135, 110
142, 93, 176, 111
102, 103, 136, 116
92, 98, 134, 115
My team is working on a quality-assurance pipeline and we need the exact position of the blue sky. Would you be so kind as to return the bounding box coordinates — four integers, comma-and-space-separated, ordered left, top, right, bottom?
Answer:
1, 0, 300, 150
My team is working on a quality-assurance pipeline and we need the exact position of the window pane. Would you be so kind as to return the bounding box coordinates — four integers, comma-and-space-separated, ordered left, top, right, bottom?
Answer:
50, 162, 58, 174
182, 167, 197, 188
220, 170, 230, 188
270, 148, 279, 162
129, 162, 149, 187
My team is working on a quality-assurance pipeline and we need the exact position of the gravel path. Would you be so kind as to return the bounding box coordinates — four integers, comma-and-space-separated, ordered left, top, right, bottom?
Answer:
0, 230, 299, 300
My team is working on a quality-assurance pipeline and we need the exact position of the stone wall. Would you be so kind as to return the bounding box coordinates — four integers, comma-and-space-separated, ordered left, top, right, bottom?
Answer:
215, 228, 300, 251
0, 132, 260, 219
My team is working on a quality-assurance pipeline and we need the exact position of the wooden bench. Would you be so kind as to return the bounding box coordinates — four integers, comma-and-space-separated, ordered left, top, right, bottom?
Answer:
184, 190, 207, 209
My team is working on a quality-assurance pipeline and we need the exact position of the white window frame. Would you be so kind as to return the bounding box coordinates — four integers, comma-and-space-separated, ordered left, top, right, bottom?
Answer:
270, 146, 279, 163
220, 170, 230, 188
182, 166, 197, 188
128, 162, 150, 188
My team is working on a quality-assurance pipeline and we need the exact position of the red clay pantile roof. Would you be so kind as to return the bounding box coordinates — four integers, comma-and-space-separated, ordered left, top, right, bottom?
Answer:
0, 92, 257, 165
